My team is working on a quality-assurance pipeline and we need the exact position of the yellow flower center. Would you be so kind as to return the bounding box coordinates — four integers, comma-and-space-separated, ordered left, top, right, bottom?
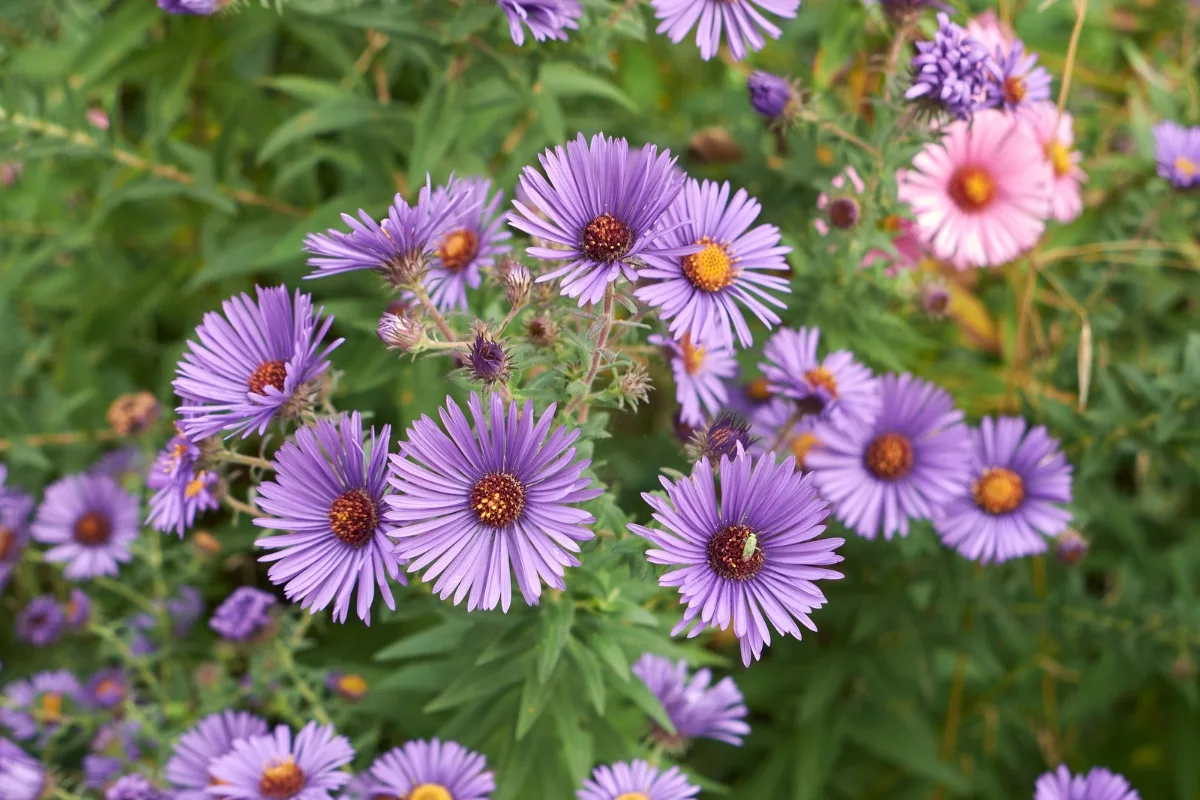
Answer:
680, 335, 706, 376
438, 229, 479, 273
185, 472, 210, 499
1045, 140, 1073, 178
336, 673, 368, 699
408, 785, 453, 800
259, 757, 306, 799
804, 367, 838, 398
864, 433, 913, 480
879, 214, 903, 232
681, 238, 736, 293
615, 794, 650, 800
949, 167, 995, 212
1175, 155, 1198, 179
38, 692, 64, 722
972, 467, 1025, 515
790, 432, 819, 465
746, 377, 771, 402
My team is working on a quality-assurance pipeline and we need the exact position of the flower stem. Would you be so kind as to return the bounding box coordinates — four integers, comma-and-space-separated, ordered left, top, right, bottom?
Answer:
798, 110, 879, 158
213, 450, 275, 472
766, 408, 804, 455
411, 282, 457, 342
94, 577, 158, 615
222, 493, 261, 518
566, 283, 616, 421
276, 615, 332, 725
91, 621, 171, 710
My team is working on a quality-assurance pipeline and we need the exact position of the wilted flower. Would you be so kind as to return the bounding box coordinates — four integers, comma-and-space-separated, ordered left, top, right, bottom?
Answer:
466, 333, 512, 386
255, 413, 401, 624
897, 109, 1052, 269
1151, 120, 1200, 189
650, 0, 800, 61
1034, 765, 1140, 800
632, 653, 750, 749
377, 309, 424, 353
906, 13, 999, 119
631, 451, 843, 665
577, 760, 699, 800
524, 315, 559, 348
173, 286, 342, 440
32, 473, 139, 580
508, 133, 689, 305
386, 393, 600, 612
497, 0, 583, 46
618, 363, 654, 410
165, 710, 269, 800
16, 596, 65, 647
106, 392, 160, 436
208, 722, 354, 800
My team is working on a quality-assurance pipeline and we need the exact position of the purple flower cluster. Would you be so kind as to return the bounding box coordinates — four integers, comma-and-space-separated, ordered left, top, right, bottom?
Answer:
147, 434, 219, 538
209, 586, 277, 641
906, 13, 999, 119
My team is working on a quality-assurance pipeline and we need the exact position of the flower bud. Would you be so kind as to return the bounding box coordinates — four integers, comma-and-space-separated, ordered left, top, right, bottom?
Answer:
106, 392, 160, 436
525, 315, 559, 348
921, 279, 951, 319
503, 261, 533, 308
467, 333, 511, 386
377, 310, 423, 353
192, 531, 222, 555
1054, 528, 1089, 565
686, 412, 755, 465
747, 71, 797, 121
617, 364, 653, 410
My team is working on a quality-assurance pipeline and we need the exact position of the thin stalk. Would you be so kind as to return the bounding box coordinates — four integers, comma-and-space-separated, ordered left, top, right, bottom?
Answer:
222, 493, 261, 518
213, 450, 275, 471
566, 284, 616, 421
276, 615, 332, 725
411, 282, 457, 342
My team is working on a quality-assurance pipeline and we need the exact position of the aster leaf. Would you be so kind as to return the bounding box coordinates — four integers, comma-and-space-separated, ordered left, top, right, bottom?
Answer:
538, 62, 638, 113
565, 637, 606, 714
536, 596, 575, 684
515, 665, 559, 739
423, 652, 532, 713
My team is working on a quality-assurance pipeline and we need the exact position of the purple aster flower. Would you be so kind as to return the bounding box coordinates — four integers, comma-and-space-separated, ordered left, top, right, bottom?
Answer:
168, 585, 205, 636
906, 13, 1000, 119
255, 412, 401, 625
759, 326, 880, 432
747, 71, 796, 120
577, 760, 699, 800
86, 668, 130, 711
208, 722, 354, 800
166, 710, 270, 800
209, 587, 277, 641
368, 738, 495, 800
0, 490, 34, 593
630, 451, 843, 666
636, 179, 791, 350
650, 334, 737, 428
748, 398, 821, 469
1, 669, 83, 741
16, 595, 65, 647
991, 40, 1052, 112
91, 447, 146, 483
147, 435, 219, 538
632, 653, 750, 748
65, 587, 92, 629
0, 737, 45, 800
420, 177, 512, 312
386, 393, 601, 612
1035, 765, 1140, 800
934, 415, 1073, 563
159, 0, 221, 14
105, 774, 167, 800
806, 373, 970, 540
304, 177, 463, 285
508, 133, 690, 306
128, 613, 158, 656
650, 0, 800, 61
1152, 120, 1200, 189
174, 286, 342, 441
497, 0, 583, 46
85, 754, 124, 790
31, 473, 139, 580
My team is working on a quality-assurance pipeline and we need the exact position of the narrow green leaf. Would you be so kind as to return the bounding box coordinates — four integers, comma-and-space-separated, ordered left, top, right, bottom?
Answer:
515, 664, 557, 740
374, 617, 475, 661
566, 637, 606, 714
536, 597, 575, 684
611, 668, 674, 734
424, 654, 531, 713
539, 62, 637, 112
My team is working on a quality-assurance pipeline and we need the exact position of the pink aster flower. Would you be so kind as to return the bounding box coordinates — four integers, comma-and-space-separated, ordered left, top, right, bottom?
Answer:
1021, 101, 1087, 223
897, 108, 1052, 269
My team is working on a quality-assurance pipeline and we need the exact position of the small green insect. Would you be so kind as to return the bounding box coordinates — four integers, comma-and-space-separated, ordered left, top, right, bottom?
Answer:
741, 533, 758, 561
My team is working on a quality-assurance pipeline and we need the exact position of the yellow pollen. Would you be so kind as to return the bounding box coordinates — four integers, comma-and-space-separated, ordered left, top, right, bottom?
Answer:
437, 229, 479, 273
39, 693, 64, 722
972, 467, 1025, 515
681, 238, 736, 293
804, 366, 838, 398
408, 785, 453, 800
185, 472, 209, 499
680, 336, 706, 376
259, 757, 306, 799
950, 166, 995, 211
614, 794, 650, 800
1175, 155, 1198, 178
336, 673, 368, 699
1046, 141, 1073, 178
790, 432, 819, 465
95, 679, 124, 703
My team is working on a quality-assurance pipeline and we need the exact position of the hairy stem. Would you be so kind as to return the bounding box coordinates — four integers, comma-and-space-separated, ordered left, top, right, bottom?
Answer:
411, 282, 457, 342
566, 283, 616, 421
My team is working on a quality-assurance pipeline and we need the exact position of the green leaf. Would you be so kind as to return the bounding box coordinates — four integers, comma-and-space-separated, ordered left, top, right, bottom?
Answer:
611, 666, 674, 734
515, 664, 557, 740
424, 654, 531, 713
258, 99, 402, 165
69, 2, 158, 87
374, 616, 475, 661
843, 707, 968, 791
539, 62, 637, 112
536, 596, 575, 684
566, 637, 606, 714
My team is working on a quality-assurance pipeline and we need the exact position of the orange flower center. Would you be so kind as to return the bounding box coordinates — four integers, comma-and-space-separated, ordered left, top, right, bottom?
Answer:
408, 786, 453, 800
681, 238, 736, 293
972, 467, 1025, 514
790, 432, 819, 465
746, 377, 772, 402
864, 433, 913, 480
804, 367, 838, 398
248, 360, 287, 395
879, 214, 903, 232
39, 692, 64, 722
1175, 155, 1198, 179
185, 472, 211, 499
949, 167, 996, 212
1045, 140, 1073, 178
259, 757, 306, 799
438, 229, 479, 273
335, 673, 368, 699
615, 795, 650, 800
1003, 76, 1026, 105
680, 336, 706, 376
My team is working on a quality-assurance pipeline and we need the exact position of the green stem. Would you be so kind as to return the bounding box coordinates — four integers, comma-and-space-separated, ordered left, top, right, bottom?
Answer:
92, 622, 171, 710
276, 615, 332, 725
565, 283, 616, 421
411, 282, 457, 342
214, 450, 275, 471
94, 577, 158, 614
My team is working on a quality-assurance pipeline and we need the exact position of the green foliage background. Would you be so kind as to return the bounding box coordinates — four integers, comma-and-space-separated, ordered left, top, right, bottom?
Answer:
2, 0, 1199, 797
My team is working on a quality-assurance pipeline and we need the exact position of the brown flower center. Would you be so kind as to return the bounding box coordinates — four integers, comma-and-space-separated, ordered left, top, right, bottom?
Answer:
470, 472, 525, 528
408, 786, 452, 800
248, 360, 288, 395
972, 467, 1025, 515
581, 213, 633, 262
746, 377, 772, 403
864, 433, 913, 480
707, 523, 764, 582
0, 527, 16, 560
74, 511, 112, 546
827, 198, 859, 230
1045, 141, 1073, 178
681, 238, 736, 293
259, 757, 306, 800
1003, 76, 1027, 105
328, 489, 378, 547
948, 166, 996, 212
680, 336, 705, 376
804, 366, 838, 398
438, 229, 479, 273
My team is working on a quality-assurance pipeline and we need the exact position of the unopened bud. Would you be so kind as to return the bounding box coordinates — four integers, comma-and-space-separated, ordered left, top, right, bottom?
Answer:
921, 279, 951, 319
686, 412, 755, 465
193, 531, 222, 555
503, 262, 533, 308
106, 392, 160, 436
377, 311, 423, 352
0, 162, 21, 187
525, 315, 559, 348
467, 333, 511, 386
617, 364, 653, 409
1054, 528, 1089, 565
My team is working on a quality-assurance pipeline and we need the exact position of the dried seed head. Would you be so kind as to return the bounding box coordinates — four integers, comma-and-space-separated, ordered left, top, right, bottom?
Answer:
525, 315, 559, 348
617, 364, 653, 409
